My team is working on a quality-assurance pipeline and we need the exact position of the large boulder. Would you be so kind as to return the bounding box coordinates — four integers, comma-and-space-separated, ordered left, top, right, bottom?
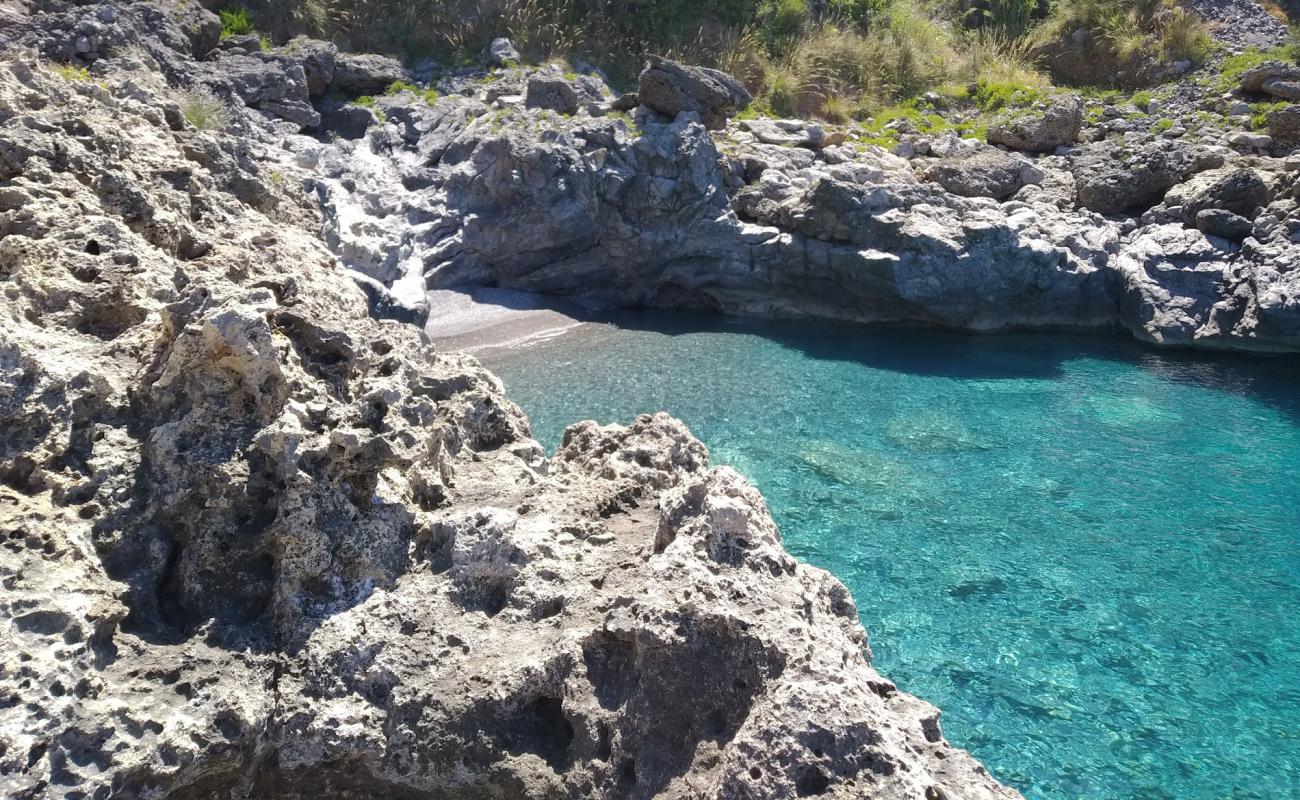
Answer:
637, 55, 751, 130
1180, 168, 1273, 226
1071, 141, 1223, 214
1266, 104, 1300, 145
986, 95, 1082, 152
486, 36, 520, 66
1194, 209, 1253, 241
199, 51, 320, 128
278, 36, 338, 97
922, 147, 1043, 200
524, 72, 580, 115
1114, 224, 1241, 346
331, 51, 406, 94
1239, 60, 1300, 93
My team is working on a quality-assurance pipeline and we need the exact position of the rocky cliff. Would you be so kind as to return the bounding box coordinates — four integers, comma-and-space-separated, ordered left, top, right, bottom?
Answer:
301, 47, 1300, 353
0, 3, 1021, 799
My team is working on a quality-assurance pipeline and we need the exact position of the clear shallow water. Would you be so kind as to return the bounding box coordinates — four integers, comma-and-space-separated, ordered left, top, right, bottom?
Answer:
483, 311, 1300, 800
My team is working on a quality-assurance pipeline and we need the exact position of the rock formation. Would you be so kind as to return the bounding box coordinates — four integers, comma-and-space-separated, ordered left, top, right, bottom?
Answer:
305, 54, 1300, 352
1, 3, 1023, 799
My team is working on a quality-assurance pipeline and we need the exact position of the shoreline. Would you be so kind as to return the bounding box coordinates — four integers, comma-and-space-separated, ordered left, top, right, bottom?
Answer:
424, 288, 597, 355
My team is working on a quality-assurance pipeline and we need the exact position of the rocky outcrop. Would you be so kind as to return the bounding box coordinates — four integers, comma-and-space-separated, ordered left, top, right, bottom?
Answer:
332, 51, 408, 94
986, 95, 1082, 152
637, 55, 752, 130
311, 64, 1300, 351
1, 4, 1026, 800
922, 147, 1043, 200
1071, 140, 1224, 214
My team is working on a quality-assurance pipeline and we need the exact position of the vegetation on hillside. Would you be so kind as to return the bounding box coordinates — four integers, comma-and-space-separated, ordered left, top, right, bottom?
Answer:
228, 0, 1290, 123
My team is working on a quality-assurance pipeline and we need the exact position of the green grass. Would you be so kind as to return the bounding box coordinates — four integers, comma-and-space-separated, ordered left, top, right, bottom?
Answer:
1152, 117, 1174, 132
386, 80, 439, 105
858, 100, 952, 146
1132, 91, 1152, 110
218, 7, 256, 38
971, 79, 1043, 112
1222, 45, 1300, 83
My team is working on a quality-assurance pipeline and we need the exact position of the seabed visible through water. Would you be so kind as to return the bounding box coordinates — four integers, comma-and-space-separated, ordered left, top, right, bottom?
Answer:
481, 308, 1300, 800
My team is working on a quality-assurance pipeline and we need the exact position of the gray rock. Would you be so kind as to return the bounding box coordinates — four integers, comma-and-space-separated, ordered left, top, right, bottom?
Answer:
1240, 60, 1300, 93
487, 36, 520, 66
0, 36, 1028, 800
1114, 224, 1241, 346
637, 55, 751, 130
1266, 104, 1300, 145
922, 147, 1040, 200
739, 117, 843, 150
215, 32, 262, 55
332, 51, 406, 94
611, 91, 638, 111
525, 72, 580, 115
1263, 78, 1300, 101
199, 50, 319, 129
1071, 141, 1224, 214
1195, 208, 1254, 241
1227, 131, 1273, 149
1181, 168, 1273, 225
279, 36, 337, 97
987, 95, 1083, 152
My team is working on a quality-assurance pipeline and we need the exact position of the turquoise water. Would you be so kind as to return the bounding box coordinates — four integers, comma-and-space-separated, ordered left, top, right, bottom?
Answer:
483, 310, 1300, 800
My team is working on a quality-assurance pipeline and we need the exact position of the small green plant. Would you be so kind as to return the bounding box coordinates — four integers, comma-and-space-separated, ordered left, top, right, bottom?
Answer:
1132, 91, 1152, 110
353, 94, 376, 107
179, 89, 230, 131
52, 63, 91, 82
1251, 100, 1290, 128
386, 80, 439, 105
218, 7, 255, 38
1152, 117, 1175, 132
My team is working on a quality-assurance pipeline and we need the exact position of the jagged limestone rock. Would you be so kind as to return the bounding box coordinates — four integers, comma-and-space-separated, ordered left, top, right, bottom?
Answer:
1, 4, 1026, 799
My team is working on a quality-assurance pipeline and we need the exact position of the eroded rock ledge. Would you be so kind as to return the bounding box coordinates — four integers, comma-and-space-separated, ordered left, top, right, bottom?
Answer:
1, 3, 1018, 799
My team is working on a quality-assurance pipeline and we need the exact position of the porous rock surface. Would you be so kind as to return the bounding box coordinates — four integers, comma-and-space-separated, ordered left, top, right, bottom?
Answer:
1, 3, 1020, 800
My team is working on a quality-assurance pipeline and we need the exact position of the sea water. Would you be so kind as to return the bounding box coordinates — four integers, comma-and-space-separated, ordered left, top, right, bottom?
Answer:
483, 310, 1300, 800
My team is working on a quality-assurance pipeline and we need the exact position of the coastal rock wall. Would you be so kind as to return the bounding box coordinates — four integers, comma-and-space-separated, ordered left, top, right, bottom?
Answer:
1, 4, 1021, 799
307, 61, 1300, 352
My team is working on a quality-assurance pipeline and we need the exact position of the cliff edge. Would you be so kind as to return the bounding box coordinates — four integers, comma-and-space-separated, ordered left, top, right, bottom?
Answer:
0, 4, 1018, 798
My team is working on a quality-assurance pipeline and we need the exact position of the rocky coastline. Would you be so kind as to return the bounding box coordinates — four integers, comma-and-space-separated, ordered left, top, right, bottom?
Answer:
0, 2, 1028, 798
299, 38, 1300, 354
3, 0, 1300, 798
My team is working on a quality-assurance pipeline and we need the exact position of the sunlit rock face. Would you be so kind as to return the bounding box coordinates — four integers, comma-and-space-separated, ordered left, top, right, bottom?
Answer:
0, 4, 1021, 799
